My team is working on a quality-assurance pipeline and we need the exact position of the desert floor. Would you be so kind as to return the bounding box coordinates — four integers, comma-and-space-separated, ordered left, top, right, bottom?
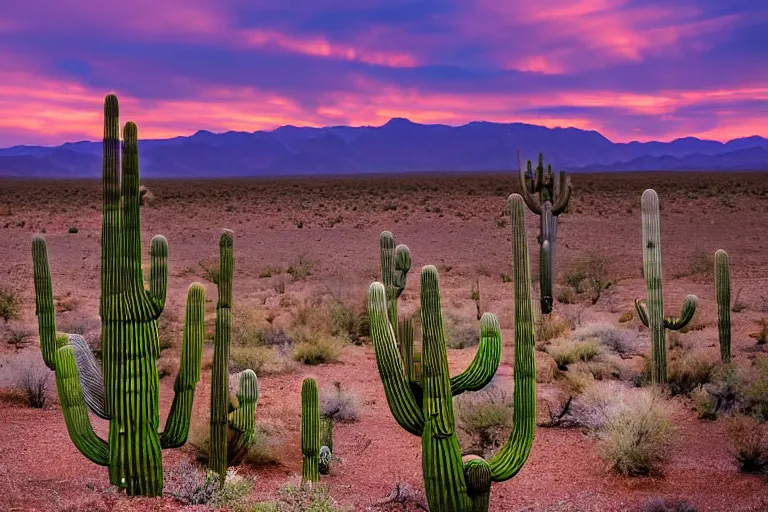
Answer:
0, 171, 767, 511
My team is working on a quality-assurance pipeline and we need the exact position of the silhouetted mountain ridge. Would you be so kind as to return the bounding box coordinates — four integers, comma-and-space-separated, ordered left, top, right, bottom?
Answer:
1, 119, 766, 177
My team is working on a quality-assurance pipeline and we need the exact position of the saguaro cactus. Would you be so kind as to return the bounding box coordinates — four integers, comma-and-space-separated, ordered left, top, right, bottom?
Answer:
301, 378, 321, 486
517, 152, 572, 315
209, 229, 259, 484
715, 249, 731, 364
367, 193, 536, 512
31, 94, 204, 496
634, 189, 698, 384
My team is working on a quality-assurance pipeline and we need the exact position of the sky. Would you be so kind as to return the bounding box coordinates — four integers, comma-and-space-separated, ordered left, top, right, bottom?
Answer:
0, 0, 766, 147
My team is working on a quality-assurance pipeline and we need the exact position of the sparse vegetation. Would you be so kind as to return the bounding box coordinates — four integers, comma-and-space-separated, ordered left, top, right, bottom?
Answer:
636, 498, 698, 512
454, 386, 513, 457
536, 314, 571, 342
320, 382, 360, 423
287, 255, 314, 281
559, 251, 613, 305
0, 288, 20, 323
19, 366, 49, 408
725, 415, 768, 473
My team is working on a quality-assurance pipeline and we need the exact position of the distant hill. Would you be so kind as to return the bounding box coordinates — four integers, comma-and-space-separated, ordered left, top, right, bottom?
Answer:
1, 118, 766, 178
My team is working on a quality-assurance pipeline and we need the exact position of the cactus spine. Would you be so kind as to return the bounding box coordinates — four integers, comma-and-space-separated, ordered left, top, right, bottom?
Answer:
715, 249, 731, 364
301, 378, 321, 486
634, 189, 698, 384
367, 194, 536, 511
209, 230, 259, 484
31, 94, 204, 496
517, 152, 572, 315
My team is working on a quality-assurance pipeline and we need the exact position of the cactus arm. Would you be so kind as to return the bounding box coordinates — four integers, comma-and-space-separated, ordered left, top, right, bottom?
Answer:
517, 151, 542, 215
32, 236, 65, 370
663, 294, 698, 330
368, 282, 425, 435
149, 235, 168, 310
394, 244, 411, 297
100, 94, 123, 318
121, 122, 146, 298
227, 370, 258, 466
398, 317, 416, 383
634, 298, 650, 327
450, 313, 501, 396
550, 172, 572, 216
210, 230, 234, 483
380, 231, 398, 330
301, 378, 320, 485
715, 250, 731, 363
54, 345, 109, 466
160, 283, 205, 449
420, 265, 471, 511
488, 194, 536, 482
70, 334, 108, 420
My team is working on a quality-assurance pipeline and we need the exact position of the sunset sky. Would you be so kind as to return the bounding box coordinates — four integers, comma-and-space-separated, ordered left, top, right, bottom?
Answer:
1, 0, 766, 147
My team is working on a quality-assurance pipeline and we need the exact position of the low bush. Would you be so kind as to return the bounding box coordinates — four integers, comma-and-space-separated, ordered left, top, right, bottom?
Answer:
666, 354, 714, 396
0, 288, 20, 323
544, 339, 601, 369
454, 386, 513, 457
572, 323, 644, 356
320, 382, 360, 423
252, 477, 350, 512
725, 415, 768, 473
636, 498, 698, 512
536, 314, 571, 342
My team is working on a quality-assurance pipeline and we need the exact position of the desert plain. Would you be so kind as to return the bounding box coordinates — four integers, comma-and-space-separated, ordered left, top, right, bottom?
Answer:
0, 170, 767, 511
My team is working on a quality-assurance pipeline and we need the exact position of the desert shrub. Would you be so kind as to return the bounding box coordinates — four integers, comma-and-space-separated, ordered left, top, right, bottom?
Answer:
666, 354, 714, 396
260, 266, 284, 278
544, 339, 601, 369
5, 325, 33, 345
749, 318, 768, 345
536, 314, 570, 342
444, 311, 480, 349
571, 359, 623, 381
188, 418, 282, 467
559, 251, 612, 305
164, 461, 253, 508
293, 336, 342, 365
725, 415, 768, 473
20, 366, 50, 408
636, 498, 698, 512
691, 388, 717, 420
287, 255, 313, 281
327, 298, 361, 343
320, 382, 360, 423
732, 288, 748, 313
0, 288, 20, 323
569, 381, 625, 431
739, 358, 768, 421
253, 477, 349, 512
199, 259, 220, 285
595, 389, 674, 476
684, 249, 714, 281
454, 386, 513, 457
572, 323, 644, 356
68, 226, 79, 234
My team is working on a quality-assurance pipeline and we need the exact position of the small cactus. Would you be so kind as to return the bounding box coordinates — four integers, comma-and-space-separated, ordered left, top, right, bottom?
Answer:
301, 378, 320, 486
517, 151, 572, 315
634, 189, 698, 384
715, 249, 731, 364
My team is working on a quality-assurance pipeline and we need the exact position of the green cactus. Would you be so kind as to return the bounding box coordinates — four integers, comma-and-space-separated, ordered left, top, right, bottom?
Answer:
367, 193, 536, 511
715, 249, 731, 364
301, 378, 321, 486
634, 189, 698, 385
31, 94, 204, 496
517, 151, 572, 315
319, 417, 333, 475
209, 229, 259, 484
380, 231, 421, 395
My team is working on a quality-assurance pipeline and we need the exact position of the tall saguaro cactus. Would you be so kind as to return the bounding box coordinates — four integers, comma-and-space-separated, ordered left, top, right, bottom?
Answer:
31, 94, 205, 496
715, 249, 731, 364
367, 193, 536, 512
634, 189, 698, 385
517, 152, 572, 315
209, 229, 259, 485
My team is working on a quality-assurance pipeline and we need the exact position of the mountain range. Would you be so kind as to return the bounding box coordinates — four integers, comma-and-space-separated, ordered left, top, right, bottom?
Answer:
1, 118, 766, 178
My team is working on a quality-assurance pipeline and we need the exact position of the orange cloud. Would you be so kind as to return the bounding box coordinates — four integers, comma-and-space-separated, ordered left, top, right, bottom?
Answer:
0, 69, 765, 147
